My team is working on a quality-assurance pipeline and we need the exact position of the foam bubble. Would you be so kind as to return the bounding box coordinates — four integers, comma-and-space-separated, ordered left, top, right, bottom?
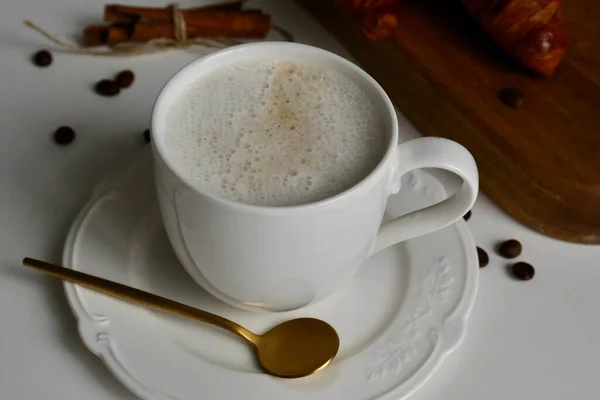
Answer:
164, 60, 385, 206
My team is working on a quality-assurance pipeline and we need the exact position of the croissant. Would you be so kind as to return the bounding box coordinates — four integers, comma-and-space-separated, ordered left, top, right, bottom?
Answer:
334, 0, 567, 77
461, 0, 567, 76
333, 0, 400, 41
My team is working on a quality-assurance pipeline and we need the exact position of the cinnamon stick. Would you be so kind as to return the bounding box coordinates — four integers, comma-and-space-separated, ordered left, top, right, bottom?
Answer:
104, 2, 248, 23
128, 20, 268, 42
84, 13, 271, 47
84, 2, 271, 47
106, 9, 269, 30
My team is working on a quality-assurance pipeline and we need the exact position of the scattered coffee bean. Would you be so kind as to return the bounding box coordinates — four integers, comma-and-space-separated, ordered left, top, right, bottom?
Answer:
115, 70, 135, 88
499, 87, 524, 108
511, 262, 535, 281
477, 247, 489, 268
53, 126, 76, 145
463, 210, 472, 221
32, 50, 52, 67
498, 239, 522, 259
143, 129, 151, 143
95, 79, 120, 97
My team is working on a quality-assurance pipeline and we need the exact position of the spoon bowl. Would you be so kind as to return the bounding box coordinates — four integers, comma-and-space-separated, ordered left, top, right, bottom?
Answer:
257, 317, 339, 378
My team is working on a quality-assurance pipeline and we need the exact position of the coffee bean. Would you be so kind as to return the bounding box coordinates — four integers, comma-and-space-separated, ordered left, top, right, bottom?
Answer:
143, 129, 151, 143
463, 210, 472, 221
95, 79, 120, 97
512, 262, 535, 281
115, 70, 135, 88
477, 247, 489, 268
498, 239, 522, 259
32, 50, 52, 67
53, 126, 75, 145
499, 87, 524, 108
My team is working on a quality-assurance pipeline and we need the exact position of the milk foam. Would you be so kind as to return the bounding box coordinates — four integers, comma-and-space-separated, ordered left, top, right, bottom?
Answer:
165, 60, 386, 206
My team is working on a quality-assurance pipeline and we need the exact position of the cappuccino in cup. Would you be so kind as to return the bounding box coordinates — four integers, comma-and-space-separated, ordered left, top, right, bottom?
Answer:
164, 60, 386, 206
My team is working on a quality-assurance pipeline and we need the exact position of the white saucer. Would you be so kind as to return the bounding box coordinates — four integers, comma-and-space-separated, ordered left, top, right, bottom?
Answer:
62, 148, 478, 400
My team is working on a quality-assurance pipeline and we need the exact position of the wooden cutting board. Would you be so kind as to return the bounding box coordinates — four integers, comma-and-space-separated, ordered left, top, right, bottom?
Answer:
295, 0, 600, 244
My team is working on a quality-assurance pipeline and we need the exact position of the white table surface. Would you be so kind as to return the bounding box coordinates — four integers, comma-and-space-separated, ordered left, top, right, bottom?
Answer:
1, 0, 599, 399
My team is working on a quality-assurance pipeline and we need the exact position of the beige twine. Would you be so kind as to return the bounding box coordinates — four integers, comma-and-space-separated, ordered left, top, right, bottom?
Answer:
23, 4, 292, 57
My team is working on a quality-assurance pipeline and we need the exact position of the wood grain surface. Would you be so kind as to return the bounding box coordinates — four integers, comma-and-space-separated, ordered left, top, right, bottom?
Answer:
296, 0, 600, 244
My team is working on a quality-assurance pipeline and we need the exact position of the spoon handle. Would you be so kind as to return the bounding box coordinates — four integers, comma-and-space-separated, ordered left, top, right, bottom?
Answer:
22, 257, 258, 344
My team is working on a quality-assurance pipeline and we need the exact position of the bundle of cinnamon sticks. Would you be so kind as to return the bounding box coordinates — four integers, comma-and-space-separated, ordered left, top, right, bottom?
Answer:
84, 1, 272, 47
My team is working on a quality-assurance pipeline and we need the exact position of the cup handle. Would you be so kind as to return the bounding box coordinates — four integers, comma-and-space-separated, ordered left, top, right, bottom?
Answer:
369, 137, 479, 255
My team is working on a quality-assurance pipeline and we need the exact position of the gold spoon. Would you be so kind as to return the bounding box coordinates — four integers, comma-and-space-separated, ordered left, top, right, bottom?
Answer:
22, 257, 339, 378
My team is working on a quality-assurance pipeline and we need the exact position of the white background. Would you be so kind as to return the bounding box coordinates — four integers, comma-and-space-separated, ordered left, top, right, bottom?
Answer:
1, 0, 599, 399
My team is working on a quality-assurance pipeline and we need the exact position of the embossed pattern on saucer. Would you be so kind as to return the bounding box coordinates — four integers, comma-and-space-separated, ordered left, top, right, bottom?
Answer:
62, 149, 478, 400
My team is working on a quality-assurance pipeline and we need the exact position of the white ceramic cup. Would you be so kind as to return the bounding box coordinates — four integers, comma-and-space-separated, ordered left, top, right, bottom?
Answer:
152, 42, 478, 312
